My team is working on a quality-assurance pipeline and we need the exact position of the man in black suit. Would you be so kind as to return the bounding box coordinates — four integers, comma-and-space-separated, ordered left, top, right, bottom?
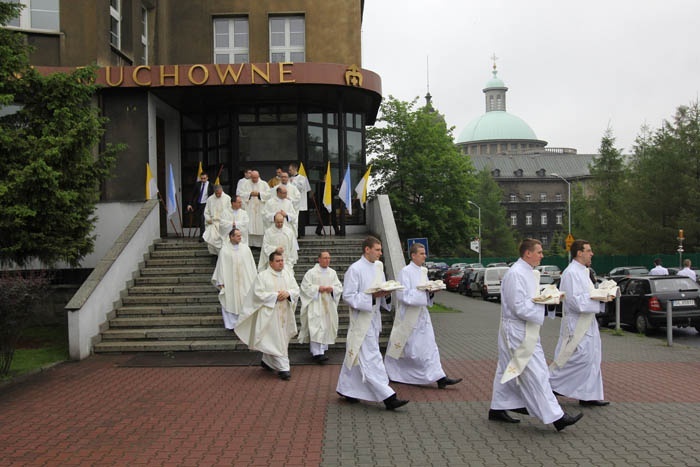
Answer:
187, 172, 215, 241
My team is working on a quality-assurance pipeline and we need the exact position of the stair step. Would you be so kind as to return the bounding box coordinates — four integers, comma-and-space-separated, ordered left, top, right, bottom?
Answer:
134, 275, 213, 285
102, 327, 233, 340
128, 285, 216, 295
110, 316, 223, 327
140, 267, 216, 275
121, 295, 219, 305
116, 305, 219, 316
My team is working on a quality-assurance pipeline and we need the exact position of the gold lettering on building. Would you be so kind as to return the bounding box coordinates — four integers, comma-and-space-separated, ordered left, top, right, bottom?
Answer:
213, 63, 245, 84
279, 62, 295, 83
105, 66, 124, 86
133, 66, 152, 86
251, 63, 270, 84
159, 65, 180, 86
344, 64, 363, 87
187, 64, 209, 85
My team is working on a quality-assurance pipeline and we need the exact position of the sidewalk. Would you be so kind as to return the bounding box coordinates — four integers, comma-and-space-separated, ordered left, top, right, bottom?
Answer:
2, 292, 700, 466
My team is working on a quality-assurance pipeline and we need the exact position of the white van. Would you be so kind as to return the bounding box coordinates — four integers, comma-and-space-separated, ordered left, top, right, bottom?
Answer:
481, 267, 510, 301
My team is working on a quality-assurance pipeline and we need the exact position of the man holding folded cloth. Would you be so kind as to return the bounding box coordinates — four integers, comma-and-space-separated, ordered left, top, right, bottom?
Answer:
550, 239, 611, 407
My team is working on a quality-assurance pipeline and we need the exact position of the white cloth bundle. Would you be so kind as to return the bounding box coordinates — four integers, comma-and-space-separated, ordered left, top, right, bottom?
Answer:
416, 280, 446, 292
590, 279, 619, 302
532, 284, 565, 305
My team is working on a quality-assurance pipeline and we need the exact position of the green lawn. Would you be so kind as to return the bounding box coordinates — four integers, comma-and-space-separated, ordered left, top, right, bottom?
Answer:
428, 303, 461, 313
4, 325, 68, 379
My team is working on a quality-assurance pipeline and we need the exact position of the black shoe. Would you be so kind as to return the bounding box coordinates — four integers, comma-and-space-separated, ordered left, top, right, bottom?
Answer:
553, 412, 583, 431
260, 360, 272, 371
336, 391, 359, 403
315, 230, 322, 236
383, 394, 409, 411
510, 407, 529, 415
311, 354, 328, 364
278, 371, 291, 381
579, 400, 610, 407
488, 409, 520, 423
437, 376, 463, 389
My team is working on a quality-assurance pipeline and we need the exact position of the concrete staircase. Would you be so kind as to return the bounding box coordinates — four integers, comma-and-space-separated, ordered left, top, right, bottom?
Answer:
93, 235, 393, 353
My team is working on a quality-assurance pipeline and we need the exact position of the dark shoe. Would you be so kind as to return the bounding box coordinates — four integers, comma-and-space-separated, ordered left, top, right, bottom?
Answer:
278, 371, 291, 381
510, 407, 529, 415
553, 412, 583, 431
437, 376, 463, 389
311, 354, 328, 364
315, 229, 323, 236
260, 360, 272, 371
383, 394, 409, 411
488, 409, 520, 423
579, 400, 610, 407
336, 391, 359, 404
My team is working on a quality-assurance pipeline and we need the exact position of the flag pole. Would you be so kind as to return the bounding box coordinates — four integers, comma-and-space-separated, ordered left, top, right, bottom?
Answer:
310, 193, 326, 236
157, 191, 180, 237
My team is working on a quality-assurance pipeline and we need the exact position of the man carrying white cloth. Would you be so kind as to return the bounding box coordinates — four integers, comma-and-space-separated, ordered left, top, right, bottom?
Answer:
550, 239, 610, 407
211, 228, 256, 331
238, 170, 270, 247
336, 236, 409, 411
385, 243, 462, 389
235, 250, 299, 381
298, 250, 343, 363
489, 238, 583, 431
202, 185, 233, 255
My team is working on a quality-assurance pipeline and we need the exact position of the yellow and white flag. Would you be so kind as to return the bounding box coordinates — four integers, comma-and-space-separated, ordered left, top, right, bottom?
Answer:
145, 163, 158, 200
354, 165, 371, 209
195, 161, 203, 182
323, 161, 332, 212
298, 162, 308, 178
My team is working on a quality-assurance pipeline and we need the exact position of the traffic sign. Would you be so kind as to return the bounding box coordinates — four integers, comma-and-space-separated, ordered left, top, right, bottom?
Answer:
470, 239, 480, 253
565, 233, 575, 251
407, 238, 429, 257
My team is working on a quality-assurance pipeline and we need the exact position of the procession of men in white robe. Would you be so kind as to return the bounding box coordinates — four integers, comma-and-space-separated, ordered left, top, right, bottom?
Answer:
230, 195, 250, 245
238, 170, 270, 247
258, 213, 298, 272
202, 186, 233, 255
298, 251, 342, 362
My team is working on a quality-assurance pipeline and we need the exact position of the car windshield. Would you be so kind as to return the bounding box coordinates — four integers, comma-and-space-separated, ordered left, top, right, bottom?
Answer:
628, 268, 649, 275
651, 277, 699, 293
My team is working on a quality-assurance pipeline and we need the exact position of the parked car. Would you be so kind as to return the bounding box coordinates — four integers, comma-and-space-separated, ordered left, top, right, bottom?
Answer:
468, 269, 486, 297
428, 262, 449, 280
596, 275, 700, 334
481, 267, 510, 301
486, 262, 509, 268
459, 268, 483, 295
606, 266, 649, 283
535, 265, 562, 280
445, 271, 464, 291
465, 262, 484, 269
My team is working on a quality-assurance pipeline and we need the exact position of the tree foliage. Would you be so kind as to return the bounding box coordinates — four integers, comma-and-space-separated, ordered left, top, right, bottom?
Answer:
367, 96, 477, 256
0, 5, 121, 266
471, 169, 517, 257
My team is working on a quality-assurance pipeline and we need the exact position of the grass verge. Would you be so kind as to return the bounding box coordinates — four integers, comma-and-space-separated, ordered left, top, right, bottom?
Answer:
429, 303, 461, 313
2, 325, 68, 381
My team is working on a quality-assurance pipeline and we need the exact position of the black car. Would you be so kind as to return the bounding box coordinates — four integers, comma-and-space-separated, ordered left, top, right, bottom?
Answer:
427, 262, 448, 280
606, 266, 649, 283
597, 275, 700, 334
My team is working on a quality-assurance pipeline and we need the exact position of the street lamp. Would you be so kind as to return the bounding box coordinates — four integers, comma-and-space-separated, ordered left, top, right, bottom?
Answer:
550, 173, 571, 261
468, 200, 481, 265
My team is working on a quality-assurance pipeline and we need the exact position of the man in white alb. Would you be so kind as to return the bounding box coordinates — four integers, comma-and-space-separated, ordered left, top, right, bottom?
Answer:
258, 213, 297, 272
384, 243, 462, 389
239, 170, 270, 247
336, 236, 409, 411
489, 238, 583, 431
550, 239, 610, 407
230, 195, 250, 245
235, 250, 299, 381
202, 185, 233, 255
211, 228, 256, 331
236, 168, 251, 196
262, 184, 298, 236
299, 250, 343, 363
288, 162, 311, 237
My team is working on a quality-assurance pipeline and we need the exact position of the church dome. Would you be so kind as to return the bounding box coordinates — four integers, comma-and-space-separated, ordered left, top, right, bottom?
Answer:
457, 111, 538, 143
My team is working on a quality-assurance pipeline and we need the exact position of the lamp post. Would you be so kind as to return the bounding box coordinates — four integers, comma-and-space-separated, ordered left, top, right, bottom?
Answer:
551, 173, 571, 261
468, 200, 481, 265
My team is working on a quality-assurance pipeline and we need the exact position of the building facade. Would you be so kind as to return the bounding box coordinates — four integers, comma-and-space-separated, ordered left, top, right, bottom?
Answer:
6, 0, 380, 259
456, 64, 595, 248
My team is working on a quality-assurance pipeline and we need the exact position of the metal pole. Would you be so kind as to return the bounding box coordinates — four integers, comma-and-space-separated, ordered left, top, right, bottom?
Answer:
468, 201, 481, 265
666, 300, 673, 346
615, 294, 621, 332
551, 173, 572, 261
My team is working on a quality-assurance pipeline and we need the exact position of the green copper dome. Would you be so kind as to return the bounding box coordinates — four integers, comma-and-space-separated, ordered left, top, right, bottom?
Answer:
485, 76, 505, 88
456, 111, 538, 143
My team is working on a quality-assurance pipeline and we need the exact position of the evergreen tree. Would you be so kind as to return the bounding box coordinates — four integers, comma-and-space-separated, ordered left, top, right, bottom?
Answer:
471, 169, 517, 257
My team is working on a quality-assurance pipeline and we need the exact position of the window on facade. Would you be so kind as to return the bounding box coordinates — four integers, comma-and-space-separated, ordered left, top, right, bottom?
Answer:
539, 192, 547, 202
524, 193, 531, 202
555, 193, 562, 202
556, 212, 563, 225
7, 0, 59, 31
525, 212, 532, 226
509, 193, 517, 202
541, 212, 548, 225
510, 213, 517, 226
140, 6, 148, 64
269, 16, 305, 63
541, 236, 548, 246
213, 17, 249, 64
110, 0, 121, 48
496, 95, 503, 110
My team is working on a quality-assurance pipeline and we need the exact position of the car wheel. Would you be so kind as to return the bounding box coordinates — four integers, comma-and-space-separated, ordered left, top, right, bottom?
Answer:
635, 313, 653, 335
482, 292, 488, 301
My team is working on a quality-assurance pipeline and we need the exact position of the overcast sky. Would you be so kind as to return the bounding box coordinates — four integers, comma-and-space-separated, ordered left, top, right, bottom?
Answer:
361, 0, 700, 155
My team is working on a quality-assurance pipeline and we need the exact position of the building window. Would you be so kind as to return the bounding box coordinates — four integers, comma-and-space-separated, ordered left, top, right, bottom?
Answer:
269, 16, 305, 63
556, 212, 563, 225
509, 193, 517, 202
539, 192, 547, 202
510, 213, 517, 226
213, 17, 249, 64
541, 212, 548, 225
524, 193, 531, 202
514, 169, 523, 177
110, 0, 121, 48
555, 193, 562, 202
541, 235, 549, 246
525, 212, 532, 226
492, 169, 500, 177
6, 0, 59, 31
140, 6, 148, 64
